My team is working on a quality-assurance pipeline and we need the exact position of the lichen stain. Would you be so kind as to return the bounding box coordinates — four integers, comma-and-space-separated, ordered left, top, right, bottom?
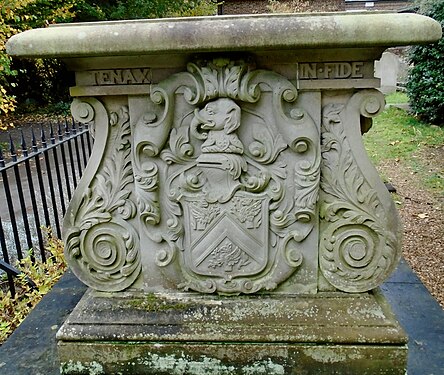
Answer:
60, 360, 104, 375
134, 353, 287, 375
123, 293, 192, 312
346, 305, 386, 320
303, 347, 347, 364
242, 359, 285, 375
136, 353, 235, 375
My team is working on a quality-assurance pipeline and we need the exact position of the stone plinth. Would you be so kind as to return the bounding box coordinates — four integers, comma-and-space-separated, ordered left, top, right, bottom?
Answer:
6, 12, 441, 374
57, 289, 407, 374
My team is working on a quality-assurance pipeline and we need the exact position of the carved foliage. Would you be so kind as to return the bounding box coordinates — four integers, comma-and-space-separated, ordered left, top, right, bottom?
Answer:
64, 100, 141, 291
183, 59, 261, 104
134, 59, 320, 294
320, 92, 400, 292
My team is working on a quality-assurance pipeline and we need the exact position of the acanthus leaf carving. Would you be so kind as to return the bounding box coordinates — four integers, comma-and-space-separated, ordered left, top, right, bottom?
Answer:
183, 59, 261, 104
319, 90, 401, 293
160, 126, 195, 165
247, 129, 288, 165
63, 100, 141, 292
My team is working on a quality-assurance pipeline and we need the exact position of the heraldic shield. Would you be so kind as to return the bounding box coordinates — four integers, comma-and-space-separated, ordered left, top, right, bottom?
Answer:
131, 58, 321, 294
183, 192, 269, 281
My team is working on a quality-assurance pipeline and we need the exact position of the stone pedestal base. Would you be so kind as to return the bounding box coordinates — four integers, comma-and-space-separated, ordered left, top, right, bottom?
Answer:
57, 289, 407, 374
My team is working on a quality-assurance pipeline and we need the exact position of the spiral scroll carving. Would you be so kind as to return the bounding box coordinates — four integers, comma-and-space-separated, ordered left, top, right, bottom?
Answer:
320, 223, 390, 291
319, 95, 400, 293
80, 221, 140, 283
63, 101, 141, 291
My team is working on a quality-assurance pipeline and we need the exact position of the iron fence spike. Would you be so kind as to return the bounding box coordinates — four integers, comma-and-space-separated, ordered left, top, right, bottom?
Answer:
0, 144, 5, 167
40, 124, 47, 146
64, 117, 70, 135
20, 129, 28, 157
31, 127, 38, 152
9, 133, 17, 162
57, 119, 63, 140
71, 116, 77, 135
50, 122, 55, 144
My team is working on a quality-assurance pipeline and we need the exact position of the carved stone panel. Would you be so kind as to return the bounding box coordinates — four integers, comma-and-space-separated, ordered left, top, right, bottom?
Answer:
11, 12, 441, 374
62, 58, 401, 296
64, 98, 141, 292
130, 58, 321, 294
319, 90, 402, 293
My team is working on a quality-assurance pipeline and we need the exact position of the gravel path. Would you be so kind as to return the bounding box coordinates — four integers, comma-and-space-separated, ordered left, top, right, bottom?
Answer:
378, 147, 444, 308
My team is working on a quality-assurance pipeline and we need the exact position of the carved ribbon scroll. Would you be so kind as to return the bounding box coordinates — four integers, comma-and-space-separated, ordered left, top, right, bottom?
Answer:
320, 90, 401, 292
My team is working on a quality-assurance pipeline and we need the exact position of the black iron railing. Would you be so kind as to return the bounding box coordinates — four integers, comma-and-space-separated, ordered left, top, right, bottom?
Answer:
0, 119, 92, 296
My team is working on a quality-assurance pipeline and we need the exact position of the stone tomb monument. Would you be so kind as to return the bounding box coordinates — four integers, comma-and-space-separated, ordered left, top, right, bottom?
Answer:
7, 12, 441, 374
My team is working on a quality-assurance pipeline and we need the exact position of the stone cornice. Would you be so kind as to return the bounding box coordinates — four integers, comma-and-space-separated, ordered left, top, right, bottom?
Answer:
6, 12, 441, 59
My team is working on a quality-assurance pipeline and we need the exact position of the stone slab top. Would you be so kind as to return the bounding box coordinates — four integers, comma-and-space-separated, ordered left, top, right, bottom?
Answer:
6, 12, 442, 59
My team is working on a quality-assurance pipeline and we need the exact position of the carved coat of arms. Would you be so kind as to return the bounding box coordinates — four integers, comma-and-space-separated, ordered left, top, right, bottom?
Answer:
65, 58, 401, 295
131, 59, 321, 294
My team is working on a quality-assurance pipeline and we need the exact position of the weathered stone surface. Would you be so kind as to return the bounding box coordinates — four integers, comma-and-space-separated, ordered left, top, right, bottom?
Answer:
57, 289, 407, 374
57, 289, 407, 343
59, 343, 407, 374
6, 13, 441, 58
6, 12, 441, 374
52, 58, 404, 296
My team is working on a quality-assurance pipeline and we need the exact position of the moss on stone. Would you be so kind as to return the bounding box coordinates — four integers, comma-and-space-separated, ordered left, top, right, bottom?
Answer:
123, 293, 193, 312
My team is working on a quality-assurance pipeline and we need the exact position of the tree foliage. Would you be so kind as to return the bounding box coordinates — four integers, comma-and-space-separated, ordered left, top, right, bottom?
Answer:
267, 0, 341, 13
1, 0, 78, 129
0, 1, 28, 129
406, 0, 444, 126
85, 0, 208, 20
0, 0, 216, 129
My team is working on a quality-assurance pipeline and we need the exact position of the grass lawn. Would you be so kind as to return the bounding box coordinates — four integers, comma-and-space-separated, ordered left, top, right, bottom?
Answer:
384, 91, 409, 105
364, 95, 443, 307
364, 103, 444, 195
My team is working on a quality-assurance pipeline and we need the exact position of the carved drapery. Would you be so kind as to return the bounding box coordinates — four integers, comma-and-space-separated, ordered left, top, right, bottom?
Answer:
63, 98, 141, 291
133, 59, 320, 294
319, 90, 401, 293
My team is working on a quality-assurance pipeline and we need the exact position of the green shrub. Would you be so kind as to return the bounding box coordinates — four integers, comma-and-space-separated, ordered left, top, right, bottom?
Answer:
0, 229, 67, 344
406, 0, 444, 126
